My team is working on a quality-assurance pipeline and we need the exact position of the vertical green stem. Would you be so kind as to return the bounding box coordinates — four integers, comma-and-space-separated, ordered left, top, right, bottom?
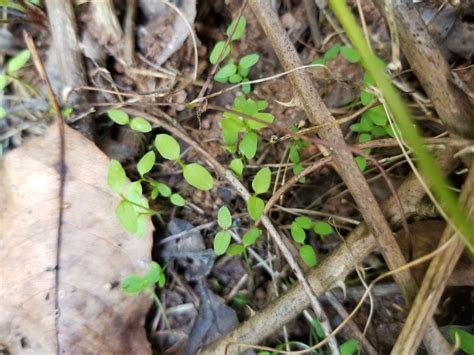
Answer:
329, 0, 474, 252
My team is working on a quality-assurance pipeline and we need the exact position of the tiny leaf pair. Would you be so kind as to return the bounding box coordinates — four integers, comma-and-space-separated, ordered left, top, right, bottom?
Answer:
107, 109, 152, 133
214, 206, 232, 255
154, 134, 214, 191
247, 167, 271, 220
209, 16, 247, 65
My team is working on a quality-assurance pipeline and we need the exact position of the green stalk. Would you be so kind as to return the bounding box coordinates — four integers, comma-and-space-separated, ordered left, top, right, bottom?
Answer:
329, 0, 474, 251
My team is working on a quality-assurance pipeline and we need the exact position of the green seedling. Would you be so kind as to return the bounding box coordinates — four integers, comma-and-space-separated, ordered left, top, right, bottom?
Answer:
209, 16, 259, 93
289, 137, 309, 183
107, 109, 152, 133
290, 216, 334, 267
247, 167, 271, 221
214, 206, 233, 255
154, 134, 214, 191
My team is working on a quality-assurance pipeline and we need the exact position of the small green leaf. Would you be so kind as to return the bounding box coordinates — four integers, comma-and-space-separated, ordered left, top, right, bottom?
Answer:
311, 58, 326, 65
137, 151, 155, 176
256, 100, 269, 110
360, 90, 374, 106
151, 188, 159, 200
226, 16, 247, 41
371, 125, 386, 137
116, 200, 138, 234
215, 63, 237, 82
239, 131, 258, 160
359, 116, 374, 132
170, 193, 185, 206
7, 49, 30, 73
247, 112, 274, 130
340, 339, 359, 355
359, 133, 372, 144
209, 41, 231, 64
449, 328, 474, 354
247, 195, 265, 220
0, 74, 9, 91
230, 158, 244, 176
144, 261, 162, 285
239, 53, 259, 69
122, 275, 147, 294
363, 105, 388, 126
252, 167, 271, 195
227, 244, 245, 256
183, 163, 214, 191
107, 160, 126, 193
242, 80, 251, 94
340, 46, 360, 63
107, 109, 129, 125
0, 107, 6, 119
350, 123, 362, 133
355, 156, 367, 172
228, 73, 243, 84
218, 206, 232, 229
157, 182, 172, 197
313, 221, 334, 236
295, 216, 312, 229
214, 230, 232, 255
130, 117, 152, 133
299, 245, 317, 267
291, 222, 306, 244
243, 227, 262, 247
323, 44, 341, 61
158, 273, 166, 288
128, 181, 143, 195
154, 134, 181, 160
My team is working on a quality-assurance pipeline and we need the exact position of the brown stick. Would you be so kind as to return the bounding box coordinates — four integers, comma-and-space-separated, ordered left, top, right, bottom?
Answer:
250, 0, 419, 314
373, 0, 474, 139
199, 148, 457, 355
392, 161, 474, 353
45, 0, 93, 138
303, 0, 322, 48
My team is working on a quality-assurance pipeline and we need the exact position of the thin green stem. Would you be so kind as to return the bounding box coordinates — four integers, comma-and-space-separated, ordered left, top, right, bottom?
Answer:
329, 0, 474, 251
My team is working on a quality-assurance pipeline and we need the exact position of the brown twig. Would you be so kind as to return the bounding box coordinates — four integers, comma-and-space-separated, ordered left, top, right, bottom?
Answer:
23, 31, 66, 355
303, 0, 322, 48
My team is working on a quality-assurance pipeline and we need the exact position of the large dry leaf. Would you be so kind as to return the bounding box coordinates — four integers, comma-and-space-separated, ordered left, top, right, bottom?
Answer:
0, 123, 153, 354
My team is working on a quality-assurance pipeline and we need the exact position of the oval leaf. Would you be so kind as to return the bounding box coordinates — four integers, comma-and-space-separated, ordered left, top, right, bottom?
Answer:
239, 131, 258, 160
227, 244, 245, 256
7, 49, 31, 73
170, 193, 185, 207
157, 182, 172, 197
121, 275, 147, 295
214, 230, 232, 256
107, 109, 129, 125
107, 160, 126, 193
313, 221, 334, 236
226, 16, 247, 41
252, 167, 271, 195
295, 216, 312, 229
218, 206, 232, 229
291, 222, 306, 244
242, 228, 262, 247
209, 41, 231, 64
154, 134, 180, 160
137, 151, 155, 176
239, 53, 259, 69
116, 200, 138, 234
183, 163, 214, 191
130, 117, 152, 133
215, 63, 237, 81
299, 245, 317, 267
247, 195, 265, 221
229, 158, 244, 176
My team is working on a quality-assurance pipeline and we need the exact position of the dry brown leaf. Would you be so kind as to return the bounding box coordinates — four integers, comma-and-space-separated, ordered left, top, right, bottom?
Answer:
0, 123, 153, 354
